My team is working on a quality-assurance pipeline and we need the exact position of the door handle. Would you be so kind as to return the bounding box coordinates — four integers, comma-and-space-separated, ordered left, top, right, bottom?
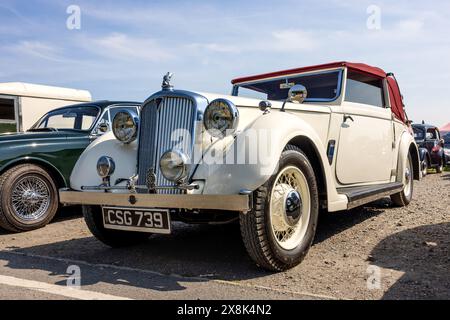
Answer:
344, 114, 354, 123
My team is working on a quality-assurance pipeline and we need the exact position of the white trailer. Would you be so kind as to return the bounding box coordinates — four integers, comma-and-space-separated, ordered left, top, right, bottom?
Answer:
0, 82, 92, 133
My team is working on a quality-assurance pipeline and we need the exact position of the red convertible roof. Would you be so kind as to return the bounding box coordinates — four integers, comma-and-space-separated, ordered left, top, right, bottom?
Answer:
231, 61, 387, 84
231, 61, 407, 123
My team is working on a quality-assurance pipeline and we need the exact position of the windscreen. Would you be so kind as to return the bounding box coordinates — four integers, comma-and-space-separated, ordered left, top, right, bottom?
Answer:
32, 106, 99, 131
234, 70, 342, 102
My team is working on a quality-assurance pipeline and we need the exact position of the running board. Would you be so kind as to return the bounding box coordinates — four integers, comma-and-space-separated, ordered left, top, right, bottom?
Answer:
337, 182, 404, 209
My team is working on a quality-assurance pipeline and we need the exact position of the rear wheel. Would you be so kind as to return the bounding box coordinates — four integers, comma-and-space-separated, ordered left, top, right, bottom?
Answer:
421, 159, 428, 177
83, 205, 149, 247
0, 164, 59, 232
436, 158, 444, 173
391, 154, 413, 207
240, 146, 319, 271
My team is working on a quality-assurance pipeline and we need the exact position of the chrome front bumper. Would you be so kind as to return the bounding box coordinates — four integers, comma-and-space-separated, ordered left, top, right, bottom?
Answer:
59, 189, 251, 212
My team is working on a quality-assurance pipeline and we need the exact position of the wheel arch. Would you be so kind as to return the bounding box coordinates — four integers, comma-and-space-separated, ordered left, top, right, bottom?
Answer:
408, 143, 421, 181
286, 136, 327, 206
0, 157, 67, 188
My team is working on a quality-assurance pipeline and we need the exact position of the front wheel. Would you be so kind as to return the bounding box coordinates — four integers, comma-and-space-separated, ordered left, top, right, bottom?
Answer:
240, 146, 319, 271
391, 154, 413, 207
83, 205, 150, 247
0, 164, 59, 232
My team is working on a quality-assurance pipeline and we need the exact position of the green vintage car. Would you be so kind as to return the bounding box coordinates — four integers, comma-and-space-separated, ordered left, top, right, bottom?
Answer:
0, 100, 141, 232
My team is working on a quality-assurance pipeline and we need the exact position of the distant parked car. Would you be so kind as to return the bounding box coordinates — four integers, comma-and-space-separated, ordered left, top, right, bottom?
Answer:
0, 101, 141, 232
443, 132, 450, 165
412, 124, 446, 175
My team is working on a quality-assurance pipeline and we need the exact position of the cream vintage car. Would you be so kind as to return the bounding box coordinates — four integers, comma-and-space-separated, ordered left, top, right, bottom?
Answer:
60, 62, 420, 271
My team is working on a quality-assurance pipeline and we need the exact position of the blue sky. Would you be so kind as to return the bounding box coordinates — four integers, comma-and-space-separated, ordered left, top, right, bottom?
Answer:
1, 0, 449, 126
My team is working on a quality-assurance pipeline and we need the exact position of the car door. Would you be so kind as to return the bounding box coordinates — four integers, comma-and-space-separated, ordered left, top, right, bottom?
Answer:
336, 71, 394, 185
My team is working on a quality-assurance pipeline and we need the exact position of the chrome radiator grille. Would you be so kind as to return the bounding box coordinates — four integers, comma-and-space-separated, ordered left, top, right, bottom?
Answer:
137, 96, 196, 194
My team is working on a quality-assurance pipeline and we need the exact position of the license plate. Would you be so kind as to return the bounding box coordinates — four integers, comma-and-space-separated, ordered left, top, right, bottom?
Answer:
102, 207, 171, 234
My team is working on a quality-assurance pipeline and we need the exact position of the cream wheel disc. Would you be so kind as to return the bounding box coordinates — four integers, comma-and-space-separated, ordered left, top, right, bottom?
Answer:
269, 166, 311, 251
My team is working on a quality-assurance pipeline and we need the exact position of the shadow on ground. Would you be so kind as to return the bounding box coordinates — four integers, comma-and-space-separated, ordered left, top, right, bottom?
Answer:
0, 199, 393, 293
1, 200, 448, 298
0, 206, 81, 236
370, 222, 450, 299
53, 205, 83, 222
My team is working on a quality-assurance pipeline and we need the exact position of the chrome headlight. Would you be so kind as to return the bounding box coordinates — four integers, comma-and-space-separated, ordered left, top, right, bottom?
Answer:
97, 156, 115, 178
159, 149, 190, 182
204, 99, 239, 138
112, 110, 139, 144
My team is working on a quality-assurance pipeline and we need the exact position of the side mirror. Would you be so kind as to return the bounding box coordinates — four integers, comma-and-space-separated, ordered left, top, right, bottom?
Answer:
440, 139, 445, 147
281, 84, 308, 112
287, 85, 308, 104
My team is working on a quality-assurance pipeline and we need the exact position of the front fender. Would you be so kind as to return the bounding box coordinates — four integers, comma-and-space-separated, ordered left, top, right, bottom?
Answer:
70, 132, 137, 191
193, 111, 334, 196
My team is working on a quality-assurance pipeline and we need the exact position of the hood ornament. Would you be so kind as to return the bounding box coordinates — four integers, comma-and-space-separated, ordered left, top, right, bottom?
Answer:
162, 72, 174, 91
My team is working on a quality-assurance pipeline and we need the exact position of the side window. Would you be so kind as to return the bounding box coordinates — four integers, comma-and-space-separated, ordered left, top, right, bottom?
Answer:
345, 71, 385, 107
425, 128, 437, 140
0, 97, 17, 133
81, 113, 97, 130
47, 115, 76, 128
413, 127, 424, 140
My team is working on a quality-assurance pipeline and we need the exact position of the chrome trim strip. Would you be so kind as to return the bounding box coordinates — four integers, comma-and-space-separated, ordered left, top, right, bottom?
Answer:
59, 189, 250, 211
81, 184, 199, 191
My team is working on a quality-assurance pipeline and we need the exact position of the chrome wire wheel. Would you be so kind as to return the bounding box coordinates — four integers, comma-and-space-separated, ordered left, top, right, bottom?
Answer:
269, 166, 311, 251
10, 175, 51, 222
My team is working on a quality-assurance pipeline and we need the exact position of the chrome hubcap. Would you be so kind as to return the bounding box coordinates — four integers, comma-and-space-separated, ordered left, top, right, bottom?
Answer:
11, 176, 50, 221
285, 190, 302, 225
404, 163, 412, 197
270, 166, 311, 251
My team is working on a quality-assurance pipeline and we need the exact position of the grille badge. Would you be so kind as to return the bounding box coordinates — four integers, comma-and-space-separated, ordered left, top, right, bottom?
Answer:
146, 168, 157, 192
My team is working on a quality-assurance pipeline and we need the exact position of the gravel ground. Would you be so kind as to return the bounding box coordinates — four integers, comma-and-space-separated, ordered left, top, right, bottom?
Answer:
0, 172, 448, 300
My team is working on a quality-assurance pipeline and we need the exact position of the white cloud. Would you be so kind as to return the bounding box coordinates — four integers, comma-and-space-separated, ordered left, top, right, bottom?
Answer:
187, 29, 318, 56
8, 41, 66, 62
188, 43, 241, 54
77, 33, 175, 62
270, 30, 318, 51
395, 19, 424, 32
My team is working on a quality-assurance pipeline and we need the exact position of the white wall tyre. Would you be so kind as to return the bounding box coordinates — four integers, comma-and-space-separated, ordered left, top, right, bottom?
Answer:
391, 154, 414, 207
240, 145, 319, 271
